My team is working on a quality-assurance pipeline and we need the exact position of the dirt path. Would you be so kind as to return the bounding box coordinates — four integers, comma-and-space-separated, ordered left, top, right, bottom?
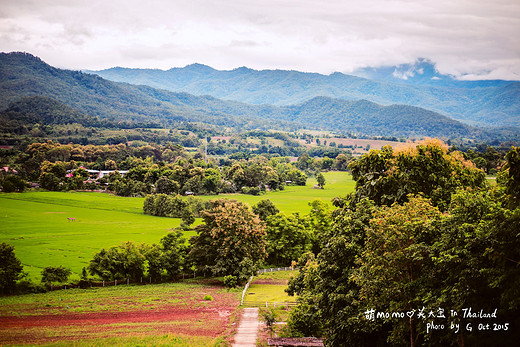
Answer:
233, 307, 260, 346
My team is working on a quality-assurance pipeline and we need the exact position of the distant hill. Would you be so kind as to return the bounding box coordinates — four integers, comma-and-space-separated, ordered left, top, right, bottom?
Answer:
89, 61, 520, 127
0, 52, 515, 141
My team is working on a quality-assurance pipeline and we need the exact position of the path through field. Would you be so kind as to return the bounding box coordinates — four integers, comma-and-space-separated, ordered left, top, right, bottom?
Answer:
233, 307, 260, 346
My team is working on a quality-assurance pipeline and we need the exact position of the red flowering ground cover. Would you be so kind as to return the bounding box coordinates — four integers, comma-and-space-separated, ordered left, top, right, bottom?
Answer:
0, 282, 240, 345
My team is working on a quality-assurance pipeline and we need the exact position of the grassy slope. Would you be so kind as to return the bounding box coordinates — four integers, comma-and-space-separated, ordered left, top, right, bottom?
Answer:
0, 192, 183, 280
0, 172, 354, 280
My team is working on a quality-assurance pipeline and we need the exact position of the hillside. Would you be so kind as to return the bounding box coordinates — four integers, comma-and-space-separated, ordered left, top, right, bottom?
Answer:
0, 52, 512, 140
90, 62, 520, 127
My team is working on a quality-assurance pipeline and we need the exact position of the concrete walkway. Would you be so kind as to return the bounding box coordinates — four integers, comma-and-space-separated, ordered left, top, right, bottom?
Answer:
233, 307, 260, 347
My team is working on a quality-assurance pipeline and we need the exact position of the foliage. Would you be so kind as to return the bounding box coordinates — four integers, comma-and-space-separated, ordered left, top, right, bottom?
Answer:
499, 146, 520, 207
286, 149, 520, 346
0, 243, 24, 294
88, 241, 147, 281
353, 196, 443, 346
265, 213, 311, 266
223, 275, 238, 288
252, 199, 280, 221
349, 139, 486, 210
188, 199, 266, 283
41, 266, 72, 284
0, 175, 27, 192
160, 230, 188, 278
316, 173, 325, 188
260, 307, 279, 337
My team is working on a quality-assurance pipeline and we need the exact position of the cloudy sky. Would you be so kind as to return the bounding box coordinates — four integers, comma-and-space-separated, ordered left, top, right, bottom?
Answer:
1, 0, 519, 80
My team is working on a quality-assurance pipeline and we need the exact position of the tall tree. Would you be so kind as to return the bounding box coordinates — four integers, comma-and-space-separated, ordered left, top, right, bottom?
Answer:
349, 139, 486, 210
188, 199, 266, 283
0, 243, 24, 294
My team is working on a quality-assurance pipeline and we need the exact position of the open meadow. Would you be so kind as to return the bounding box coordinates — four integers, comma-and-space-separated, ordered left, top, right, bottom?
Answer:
0, 172, 354, 281
200, 171, 355, 214
0, 280, 240, 346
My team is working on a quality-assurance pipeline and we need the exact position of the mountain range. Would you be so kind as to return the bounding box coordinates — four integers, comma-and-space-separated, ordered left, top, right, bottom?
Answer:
0, 52, 518, 142
89, 59, 520, 127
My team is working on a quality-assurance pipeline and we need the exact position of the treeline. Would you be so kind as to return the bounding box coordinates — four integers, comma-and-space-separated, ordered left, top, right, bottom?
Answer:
1, 140, 356, 195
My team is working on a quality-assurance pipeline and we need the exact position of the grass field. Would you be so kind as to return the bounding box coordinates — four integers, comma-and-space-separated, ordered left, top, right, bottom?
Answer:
0, 172, 354, 281
0, 192, 184, 280
200, 171, 355, 214
0, 280, 239, 346
243, 270, 298, 308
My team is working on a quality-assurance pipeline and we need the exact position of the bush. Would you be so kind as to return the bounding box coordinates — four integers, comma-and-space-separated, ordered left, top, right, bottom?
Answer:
223, 275, 238, 288
203, 295, 213, 301
41, 266, 72, 283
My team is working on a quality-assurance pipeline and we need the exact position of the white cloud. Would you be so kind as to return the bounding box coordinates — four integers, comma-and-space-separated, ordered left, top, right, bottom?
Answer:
0, 0, 519, 80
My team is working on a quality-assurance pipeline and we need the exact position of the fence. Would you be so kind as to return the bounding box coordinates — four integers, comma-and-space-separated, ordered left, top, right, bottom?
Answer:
256, 266, 296, 274
241, 301, 298, 308
46, 267, 298, 293
240, 266, 298, 307
46, 274, 191, 292
240, 275, 254, 305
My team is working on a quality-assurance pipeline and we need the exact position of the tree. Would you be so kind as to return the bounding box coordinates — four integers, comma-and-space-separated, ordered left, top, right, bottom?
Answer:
253, 199, 280, 221
349, 139, 486, 210
0, 175, 27, 192
316, 173, 325, 189
155, 176, 178, 194
0, 243, 24, 293
333, 153, 350, 171
88, 241, 146, 281
353, 196, 443, 347
41, 266, 71, 284
188, 199, 266, 283
430, 189, 520, 346
160, 230, 188, 278
260, 307, 279, 337
499, 146, 520, 208
265, 213, 311, 266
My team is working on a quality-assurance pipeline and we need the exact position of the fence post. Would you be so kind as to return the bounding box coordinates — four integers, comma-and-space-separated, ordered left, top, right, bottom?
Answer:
115, 279, 117, 286
103, 280, 105, 287
127, 278, 129, 285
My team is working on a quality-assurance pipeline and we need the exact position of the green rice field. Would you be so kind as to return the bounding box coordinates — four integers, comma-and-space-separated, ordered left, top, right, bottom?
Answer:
201, 171, 355, 214
0, 172, 354, 281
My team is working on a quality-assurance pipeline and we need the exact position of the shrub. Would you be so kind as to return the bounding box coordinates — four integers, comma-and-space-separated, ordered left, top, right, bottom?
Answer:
223, 275, 238, 288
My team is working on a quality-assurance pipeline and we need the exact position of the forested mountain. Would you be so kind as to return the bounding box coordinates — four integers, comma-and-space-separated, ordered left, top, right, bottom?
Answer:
90, 61, 520, 127
0, 52, 516, 141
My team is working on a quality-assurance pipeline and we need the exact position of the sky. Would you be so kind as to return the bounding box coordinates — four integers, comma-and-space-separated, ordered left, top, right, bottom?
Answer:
1, 0, 519, 80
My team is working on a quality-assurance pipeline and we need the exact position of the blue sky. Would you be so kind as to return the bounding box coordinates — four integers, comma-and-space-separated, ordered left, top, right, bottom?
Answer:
1, 0, 519, 80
